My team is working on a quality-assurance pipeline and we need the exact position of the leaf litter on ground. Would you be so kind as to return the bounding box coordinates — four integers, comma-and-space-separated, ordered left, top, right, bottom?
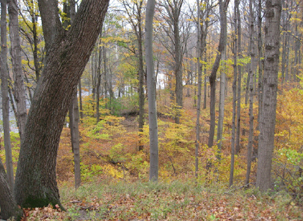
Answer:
20, 178, 303, 221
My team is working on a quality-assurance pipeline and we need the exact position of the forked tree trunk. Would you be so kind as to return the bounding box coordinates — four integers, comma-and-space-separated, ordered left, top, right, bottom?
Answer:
256, 0, 281, 192
145, 0, 158, 181
14, 0, 109, 208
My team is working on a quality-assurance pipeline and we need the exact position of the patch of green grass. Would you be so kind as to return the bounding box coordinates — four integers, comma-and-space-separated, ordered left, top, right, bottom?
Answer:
56, 179, 303, 220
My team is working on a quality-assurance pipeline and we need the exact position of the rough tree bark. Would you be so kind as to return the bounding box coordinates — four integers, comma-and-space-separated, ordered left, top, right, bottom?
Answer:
14, 0, 109, 208
145, 0, 158, 181
0, 158, 23, 220
256, 0, 281, 192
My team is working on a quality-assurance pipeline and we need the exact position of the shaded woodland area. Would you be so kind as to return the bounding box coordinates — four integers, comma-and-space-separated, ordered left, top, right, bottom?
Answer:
0, 0, 303, 220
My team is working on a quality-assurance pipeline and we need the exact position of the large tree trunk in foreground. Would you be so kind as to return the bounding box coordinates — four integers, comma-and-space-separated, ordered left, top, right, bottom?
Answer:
0, 158, 23, 220
256, 0, 281, 192
145, 0, 158, 181
14, 0, 109, 208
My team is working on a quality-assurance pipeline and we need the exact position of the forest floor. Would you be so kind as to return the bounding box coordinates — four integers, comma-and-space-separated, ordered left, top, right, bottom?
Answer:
11, 86, 303, 220
21, 177, 303, 220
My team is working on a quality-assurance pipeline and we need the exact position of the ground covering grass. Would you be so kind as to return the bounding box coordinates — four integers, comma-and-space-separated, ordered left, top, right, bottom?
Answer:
21, 177, 302, 220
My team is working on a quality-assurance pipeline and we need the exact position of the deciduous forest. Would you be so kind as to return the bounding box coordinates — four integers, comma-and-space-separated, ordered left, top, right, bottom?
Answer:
0, 0, 302, 220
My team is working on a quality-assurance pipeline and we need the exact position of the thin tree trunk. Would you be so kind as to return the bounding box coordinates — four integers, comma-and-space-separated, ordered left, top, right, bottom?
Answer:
138, 12, 145, 151
235, 0, 241, 155
229, 0, 238, 187
203, 51, 207, 109
217, 42, 227, 155
256, 0, 281, 192
195, 0, 202, 178
245, 0, 255, 186
8, 0, 28, 142
69, 89, 81, 189
245, 66, 250, 105
79, 80, 83, 121
67, 0, 81, 190
96, 43, 102, 123
1, 0, 14, 191
257, 0, 262, 127
28, 0, 41, 81
9, 87, 18, 127
145, 0, 158, 181
208, 0, 230, 148
103, 45, 108, 105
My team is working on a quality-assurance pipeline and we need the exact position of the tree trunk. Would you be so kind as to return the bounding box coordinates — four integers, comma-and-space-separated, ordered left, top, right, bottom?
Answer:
257, 0, 263, 128
8, 0, 28, 142
281, 0, 287, 83
69, 89, 81, 189
0, 158, 23, 220
67, 0, 81, 190
1, 0, 14, 191
14, 0, 109, 208
229, 0, 238, 187
245, 0, 255, 186
195, 0, 202, 178
235, 0, 241, 155
138, 10, 145, 151
174, 17, 183, 124
145, 0, 158, 181
208, 0, 230, 148
79, 80, 84, 121
256, 0, 281, 192
217, 41, 227, 155
96, 43, 102, 123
